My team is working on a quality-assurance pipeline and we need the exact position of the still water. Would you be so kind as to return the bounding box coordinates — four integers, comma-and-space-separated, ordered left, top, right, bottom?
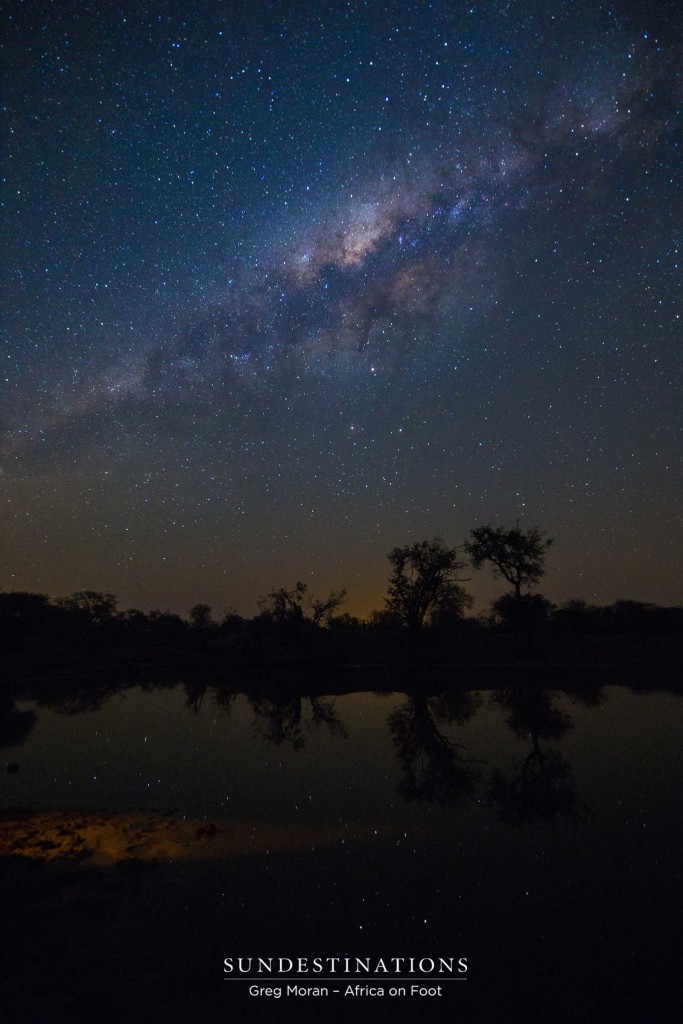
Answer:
1, 678, 682, 1022
4, 681, 682, 825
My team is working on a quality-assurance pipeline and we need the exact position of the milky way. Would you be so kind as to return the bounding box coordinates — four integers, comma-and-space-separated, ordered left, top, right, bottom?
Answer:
2, 1, 681, 614
143, 53, 670, 401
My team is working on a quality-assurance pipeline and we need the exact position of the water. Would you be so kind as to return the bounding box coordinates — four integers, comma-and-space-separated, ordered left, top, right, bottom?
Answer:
4, 681, 682, 825
1, 677, 681, 1022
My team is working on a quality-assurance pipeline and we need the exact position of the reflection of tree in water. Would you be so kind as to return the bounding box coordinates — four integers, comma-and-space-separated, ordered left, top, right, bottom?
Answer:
388, 692, 483, 806
36, 683, 119, 716
493, 686, 574, 744
489, 686, 582, 826
249, 696, 348, 750
32, 677, 178, 718
183, 680, 239, 716
0, 697, 37, 747
566, 682, 606, 711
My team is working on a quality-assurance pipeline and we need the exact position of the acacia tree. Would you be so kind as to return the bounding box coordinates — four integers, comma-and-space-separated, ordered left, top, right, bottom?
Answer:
188, 603, 214, 630
385, 538, 471, 631
258, 582, 346, 626
258, 582, 308, 622
56, 590, 118, 624
465, 523, 553, 601
309, 589, 347, 626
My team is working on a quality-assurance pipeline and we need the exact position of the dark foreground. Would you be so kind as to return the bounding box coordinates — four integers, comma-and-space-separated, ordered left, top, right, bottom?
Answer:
1, 672, 681, 1024
2, 812, 680, 1024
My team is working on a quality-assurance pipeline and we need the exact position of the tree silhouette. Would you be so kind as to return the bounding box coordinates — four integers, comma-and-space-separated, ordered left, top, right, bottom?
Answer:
0, 591, 59, 645
258, 582, 308, 622
189, 603, 214, 630
258, 581, 346, 626
309, 589, 347, 626
491, 591, 554, 630
56, 590, 118, 624
385, 538, 471, 631
466, 523, 553, 601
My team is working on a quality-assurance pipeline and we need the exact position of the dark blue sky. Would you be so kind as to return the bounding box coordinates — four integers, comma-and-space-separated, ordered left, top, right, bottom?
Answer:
2, 0, 681, 615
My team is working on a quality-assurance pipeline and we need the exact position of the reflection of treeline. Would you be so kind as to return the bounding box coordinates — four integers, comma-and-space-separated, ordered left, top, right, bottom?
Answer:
182, 677, 599, 825
1, 666, 599, 828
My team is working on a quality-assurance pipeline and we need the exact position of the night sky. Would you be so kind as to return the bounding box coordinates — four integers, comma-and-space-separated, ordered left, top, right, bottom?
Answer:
2, 0, 681, 617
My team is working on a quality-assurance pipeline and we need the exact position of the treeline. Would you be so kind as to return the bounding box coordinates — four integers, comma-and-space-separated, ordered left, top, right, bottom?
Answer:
1, 589, 682, 651
2, 525, 682, 650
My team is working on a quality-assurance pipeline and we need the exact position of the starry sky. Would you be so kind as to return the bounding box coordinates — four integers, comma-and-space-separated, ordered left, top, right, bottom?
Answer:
2, 0, 681, 617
